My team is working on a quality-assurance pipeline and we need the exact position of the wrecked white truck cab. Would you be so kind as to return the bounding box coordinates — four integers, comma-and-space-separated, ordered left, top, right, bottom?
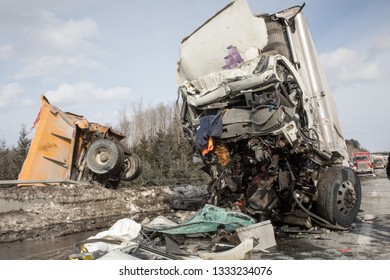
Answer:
177, 0, 361, 229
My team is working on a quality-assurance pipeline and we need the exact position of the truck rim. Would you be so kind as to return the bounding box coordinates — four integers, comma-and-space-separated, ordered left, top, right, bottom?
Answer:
336, 180, 357, 215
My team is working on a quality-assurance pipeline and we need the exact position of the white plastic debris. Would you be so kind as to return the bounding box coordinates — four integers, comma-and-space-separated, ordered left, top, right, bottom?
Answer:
84, 218, 141, 252
144, 215, 178, 229
235, 220, 276, 251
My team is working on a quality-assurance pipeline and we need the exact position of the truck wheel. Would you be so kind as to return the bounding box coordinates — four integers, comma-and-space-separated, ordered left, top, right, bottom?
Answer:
122, 153, 142, 181
86, 139, 124, 175
316, 166, 361, 227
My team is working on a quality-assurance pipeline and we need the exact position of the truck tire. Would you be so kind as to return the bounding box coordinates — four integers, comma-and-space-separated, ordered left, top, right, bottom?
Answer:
86, 139, 124, 176
122, 153, 142, 181
316, 166, 361, 227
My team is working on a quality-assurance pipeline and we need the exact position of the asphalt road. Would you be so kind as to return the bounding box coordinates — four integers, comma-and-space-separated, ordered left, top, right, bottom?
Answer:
0, 170, 389, 260
261, 169, 390, 260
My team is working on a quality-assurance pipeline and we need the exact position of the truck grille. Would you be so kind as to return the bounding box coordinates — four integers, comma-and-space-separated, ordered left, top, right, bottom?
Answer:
358, 163, 368, 170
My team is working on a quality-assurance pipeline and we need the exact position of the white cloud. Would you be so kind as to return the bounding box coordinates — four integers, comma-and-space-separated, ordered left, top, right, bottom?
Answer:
32, 11, 100, 53
21, 98, 35, 106
1, 7, 103, 81
332, 80, 389, 152
0, 44, 14, 59
14, 55, 104, 79
0, 7, 100, 54
43, 82, 133, 126
320, 47, 382, 85
45, 82, 132, 106
371, 33, 390, 54
0, 83, 23, 108
320, 48, 357, 68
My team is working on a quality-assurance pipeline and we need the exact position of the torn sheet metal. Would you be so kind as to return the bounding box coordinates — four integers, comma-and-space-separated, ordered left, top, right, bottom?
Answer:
167, 185, 209, 211
177, 0, 268, 83
146, 204, 255, 235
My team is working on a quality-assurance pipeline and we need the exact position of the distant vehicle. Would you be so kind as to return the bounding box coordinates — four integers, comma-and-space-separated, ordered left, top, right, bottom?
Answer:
373, 156, 385, 169
352, 152, 374, 174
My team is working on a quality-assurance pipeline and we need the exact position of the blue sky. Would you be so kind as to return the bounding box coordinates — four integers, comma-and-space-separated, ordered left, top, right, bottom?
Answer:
0, 0, 389, 152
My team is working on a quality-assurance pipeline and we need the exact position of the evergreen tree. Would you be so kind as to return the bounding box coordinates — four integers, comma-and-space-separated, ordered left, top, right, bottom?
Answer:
0, 138, 13, 180
346, 139, 368, 158
11, 124, 32, 178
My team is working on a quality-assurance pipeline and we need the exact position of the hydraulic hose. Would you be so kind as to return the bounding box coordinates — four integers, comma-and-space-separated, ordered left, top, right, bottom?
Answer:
292, 190, 347, 231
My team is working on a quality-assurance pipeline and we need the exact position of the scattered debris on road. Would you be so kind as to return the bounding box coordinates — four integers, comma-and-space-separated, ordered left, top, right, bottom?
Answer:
68, 205, 276, 260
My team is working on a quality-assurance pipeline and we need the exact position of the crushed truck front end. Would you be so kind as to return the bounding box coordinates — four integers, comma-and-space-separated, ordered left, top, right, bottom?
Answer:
177, 0, 360, 229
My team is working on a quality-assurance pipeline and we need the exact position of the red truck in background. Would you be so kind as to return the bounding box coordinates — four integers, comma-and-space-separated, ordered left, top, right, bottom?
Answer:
352, 152, 374, 174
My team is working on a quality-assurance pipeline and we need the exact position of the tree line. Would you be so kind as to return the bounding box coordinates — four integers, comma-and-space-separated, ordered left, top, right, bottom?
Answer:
0, 124, 31, 182
345, 139, 368, 158
116, 100, 209, 186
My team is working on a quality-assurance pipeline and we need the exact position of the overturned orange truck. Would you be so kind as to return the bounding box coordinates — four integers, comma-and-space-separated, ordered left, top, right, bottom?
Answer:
18, 96, 141, 188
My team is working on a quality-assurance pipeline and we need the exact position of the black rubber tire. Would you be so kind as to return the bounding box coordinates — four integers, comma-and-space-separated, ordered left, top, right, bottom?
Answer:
316, 166, 361, 227
122, 153, 142, 181
86, 139, 124, 175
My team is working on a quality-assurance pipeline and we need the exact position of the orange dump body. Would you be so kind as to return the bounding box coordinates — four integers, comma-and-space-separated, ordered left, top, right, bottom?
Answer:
18, 96, 126, 186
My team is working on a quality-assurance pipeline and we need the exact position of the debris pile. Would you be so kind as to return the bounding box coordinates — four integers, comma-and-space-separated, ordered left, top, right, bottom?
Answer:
69, 205, 277, 260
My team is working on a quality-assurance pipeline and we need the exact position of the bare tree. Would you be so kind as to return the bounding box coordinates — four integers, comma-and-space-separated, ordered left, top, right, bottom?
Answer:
115, 98, 208, 186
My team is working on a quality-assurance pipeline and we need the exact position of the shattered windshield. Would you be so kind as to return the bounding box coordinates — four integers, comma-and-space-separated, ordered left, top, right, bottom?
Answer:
355, 156, 368, 161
